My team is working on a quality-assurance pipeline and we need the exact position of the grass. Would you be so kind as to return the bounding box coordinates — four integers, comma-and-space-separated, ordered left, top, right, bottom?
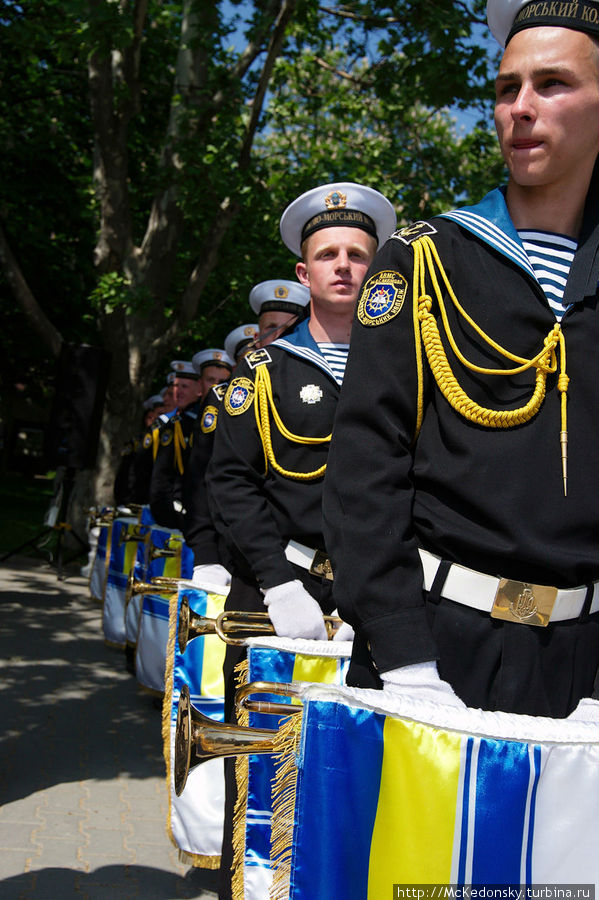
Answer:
0, 470, 56, 556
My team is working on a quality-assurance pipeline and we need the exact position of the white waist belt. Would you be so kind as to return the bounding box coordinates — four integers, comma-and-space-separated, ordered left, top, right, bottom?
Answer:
285, 540, 333, 580
418, 548, 599, 626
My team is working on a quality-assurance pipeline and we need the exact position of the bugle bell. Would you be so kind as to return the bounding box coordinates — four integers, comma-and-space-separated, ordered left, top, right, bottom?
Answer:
124, 573, 180, 606
174, 683, 300, 795
177, 593, 218, 654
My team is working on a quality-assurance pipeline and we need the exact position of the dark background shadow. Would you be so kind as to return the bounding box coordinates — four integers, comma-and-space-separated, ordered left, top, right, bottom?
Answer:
0, 863, 219, 899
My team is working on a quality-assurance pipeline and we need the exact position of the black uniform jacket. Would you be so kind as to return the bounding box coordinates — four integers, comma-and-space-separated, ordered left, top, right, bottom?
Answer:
323, 188, 599, 677
149, 401, 199, 529
183, 384, 229, 568
206, 318, 341, 589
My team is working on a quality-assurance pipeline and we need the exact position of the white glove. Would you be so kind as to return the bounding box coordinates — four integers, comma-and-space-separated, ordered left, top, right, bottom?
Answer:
262, 580, 328, 640
381, 661, 466, 708
332, 615, 355, 642
192, 564, 231, 587
567, 697, 599, 723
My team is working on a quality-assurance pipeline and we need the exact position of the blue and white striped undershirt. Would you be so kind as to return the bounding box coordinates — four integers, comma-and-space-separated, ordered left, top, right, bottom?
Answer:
318, 343, 349, 385
518, 230, 577, 321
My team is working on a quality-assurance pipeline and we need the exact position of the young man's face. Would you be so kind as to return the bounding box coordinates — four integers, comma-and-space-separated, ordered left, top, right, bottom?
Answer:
494, 27, 599, 193
256, 310, 298, 347
295, 226, 377, 317
174, 376, 202, 409
198, 364, 230, 397
161, 385, 176, 412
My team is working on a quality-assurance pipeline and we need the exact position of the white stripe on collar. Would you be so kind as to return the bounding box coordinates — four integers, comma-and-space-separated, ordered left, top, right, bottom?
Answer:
440, 209, 536, 280
273, 338, 340, 384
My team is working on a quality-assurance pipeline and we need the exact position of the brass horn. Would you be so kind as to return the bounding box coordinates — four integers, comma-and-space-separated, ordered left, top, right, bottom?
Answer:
119, 524, 148, 545
177, 594, 218, 654
149, 541, 182, 560
174, 683, 301, 796
87, 507, 116, 528
235, 680, 304, 716
125, 574, 180, 604
214, 610, 342, 645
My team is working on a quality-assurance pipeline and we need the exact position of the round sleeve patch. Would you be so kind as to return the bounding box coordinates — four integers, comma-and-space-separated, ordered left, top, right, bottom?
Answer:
201, 405, 219, 433
143, 433, 152, 449
224, 377, 255, 416
161, 429, 173, 446
357, 270, 408, 326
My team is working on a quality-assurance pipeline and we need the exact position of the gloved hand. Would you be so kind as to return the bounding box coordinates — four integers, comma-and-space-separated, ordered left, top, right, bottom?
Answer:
262, 580, 328, 640
332, 618, 355, 642
381, 661, 466, 708
192, 564, 231, 587
567, 697, 599, 723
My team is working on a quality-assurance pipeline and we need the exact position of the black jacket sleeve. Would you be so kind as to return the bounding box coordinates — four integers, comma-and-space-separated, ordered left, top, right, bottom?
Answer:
323, 237, 437, 673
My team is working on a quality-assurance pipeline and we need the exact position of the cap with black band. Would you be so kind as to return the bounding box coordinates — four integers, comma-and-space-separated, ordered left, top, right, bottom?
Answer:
280, 182, 396, 258
488, 0, 599, 47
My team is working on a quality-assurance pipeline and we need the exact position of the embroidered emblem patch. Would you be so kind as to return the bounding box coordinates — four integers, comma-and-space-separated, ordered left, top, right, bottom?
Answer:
274, 285, 289, 299
225, 378, 255, 416
201, 405, 219, 434
357, 271, 408, 326
161, 429, 173, 446
244, 348, 272, 370
300, 384, 323, 405
143, 433, 152, 449
391, 221, 437, 245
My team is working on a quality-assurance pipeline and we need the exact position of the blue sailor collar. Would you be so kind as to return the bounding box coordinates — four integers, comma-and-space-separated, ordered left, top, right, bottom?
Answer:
271, 317, 340, 385
439, 187, 536, 281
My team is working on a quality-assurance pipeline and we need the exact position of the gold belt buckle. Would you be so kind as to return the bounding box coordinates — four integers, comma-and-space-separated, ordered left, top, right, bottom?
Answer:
310, 550, 334, 581
491, 579, 557, 627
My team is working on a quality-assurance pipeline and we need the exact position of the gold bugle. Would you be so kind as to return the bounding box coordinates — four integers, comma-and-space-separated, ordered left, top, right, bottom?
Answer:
214, 610, 342, 645
119, 524, 148, 545
87, 507, 116, 528
177, 594, 218, 654
93, 517, 116, 528
149, 544, 182, 560
126, 575, 180, 599
174, 684, 280, 796
235, 680, 304, 717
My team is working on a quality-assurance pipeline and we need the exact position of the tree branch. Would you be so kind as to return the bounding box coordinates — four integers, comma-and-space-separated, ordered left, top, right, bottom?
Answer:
313, 55, 371, 87
0, 220, 63, 357
239, 0, 298, 170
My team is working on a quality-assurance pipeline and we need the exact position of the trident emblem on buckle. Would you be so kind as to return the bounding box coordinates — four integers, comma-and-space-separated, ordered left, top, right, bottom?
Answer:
491, 579, 557, 627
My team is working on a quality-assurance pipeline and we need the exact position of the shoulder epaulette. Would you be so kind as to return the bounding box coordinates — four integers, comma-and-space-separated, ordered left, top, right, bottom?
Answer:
390, 220, 438, 245
212, 382, 228, 402
243, 348, 272, 370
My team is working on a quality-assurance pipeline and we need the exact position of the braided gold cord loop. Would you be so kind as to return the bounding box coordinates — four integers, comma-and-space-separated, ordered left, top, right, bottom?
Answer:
418, 306, 549, 427
410, 234, 569, 493
253, 364, 331, 481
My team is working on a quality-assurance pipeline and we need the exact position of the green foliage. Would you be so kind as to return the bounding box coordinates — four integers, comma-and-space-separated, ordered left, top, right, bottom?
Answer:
88, 273, 153, 315
1, 0, 505, 400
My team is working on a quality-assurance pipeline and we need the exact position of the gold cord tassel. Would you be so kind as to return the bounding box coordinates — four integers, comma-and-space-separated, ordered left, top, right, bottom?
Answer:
173, 419, 185, 475
557, 330, 569, 496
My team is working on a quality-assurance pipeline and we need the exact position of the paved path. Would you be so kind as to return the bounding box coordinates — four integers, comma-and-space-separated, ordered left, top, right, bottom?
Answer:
0, 557, 219, 900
